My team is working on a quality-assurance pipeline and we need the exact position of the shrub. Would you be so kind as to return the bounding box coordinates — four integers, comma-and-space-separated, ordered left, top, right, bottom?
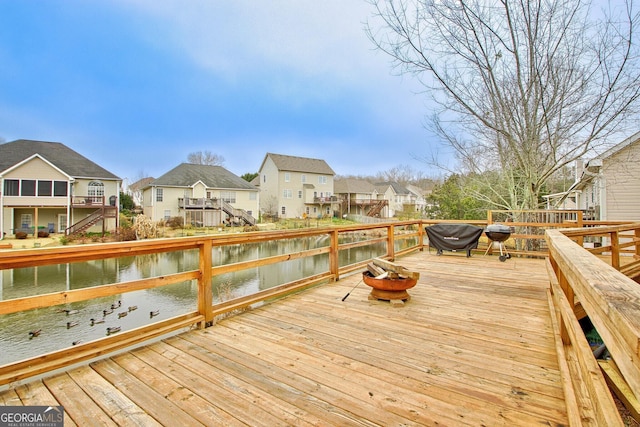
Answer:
115, 227, 137, 241
166, 216, 184, 229
37, 231, 50, 238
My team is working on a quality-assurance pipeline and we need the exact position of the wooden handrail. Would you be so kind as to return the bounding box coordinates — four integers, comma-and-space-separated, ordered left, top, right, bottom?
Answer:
546, 225, 640, 425
0, 220, 425, 385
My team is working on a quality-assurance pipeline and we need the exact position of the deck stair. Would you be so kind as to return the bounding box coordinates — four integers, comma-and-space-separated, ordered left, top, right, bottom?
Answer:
65, 207, 117, 235
220, 200, 256, 226
367, 199, 388, 217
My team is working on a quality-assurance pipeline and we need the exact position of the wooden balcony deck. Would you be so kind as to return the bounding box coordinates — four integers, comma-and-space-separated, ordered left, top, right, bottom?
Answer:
0, 251, 567, 426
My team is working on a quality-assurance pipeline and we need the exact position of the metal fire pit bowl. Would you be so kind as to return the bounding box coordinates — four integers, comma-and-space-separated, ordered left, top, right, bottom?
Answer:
362, 271, 417, 302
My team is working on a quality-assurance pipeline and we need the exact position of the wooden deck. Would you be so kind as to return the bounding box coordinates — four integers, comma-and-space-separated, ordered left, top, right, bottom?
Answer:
0, 251, 568, 426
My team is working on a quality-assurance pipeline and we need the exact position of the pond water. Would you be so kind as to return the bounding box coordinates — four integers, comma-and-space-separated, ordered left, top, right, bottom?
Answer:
1, 235, 415, 365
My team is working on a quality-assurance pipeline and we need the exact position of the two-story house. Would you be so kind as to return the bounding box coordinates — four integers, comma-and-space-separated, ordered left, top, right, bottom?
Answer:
375, 181, 413, 218
555, 131, 640, 221
333, 178, 388, 218
0, 139, 121, 237
142, 163, 259, 227
257, 153, 336, 219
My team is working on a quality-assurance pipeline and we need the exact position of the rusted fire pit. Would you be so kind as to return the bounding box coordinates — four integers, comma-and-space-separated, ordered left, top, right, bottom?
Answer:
362, 271, 418, 302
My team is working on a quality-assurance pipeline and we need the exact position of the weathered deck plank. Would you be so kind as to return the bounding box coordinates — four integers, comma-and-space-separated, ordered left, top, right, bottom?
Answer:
0, 251, 569, 426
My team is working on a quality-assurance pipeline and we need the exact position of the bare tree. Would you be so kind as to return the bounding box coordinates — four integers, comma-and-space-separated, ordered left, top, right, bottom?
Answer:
367, 0, 640, 210
187, 150, 225, 166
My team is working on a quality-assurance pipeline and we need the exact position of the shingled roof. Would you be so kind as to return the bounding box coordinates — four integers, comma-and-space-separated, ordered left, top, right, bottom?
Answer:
375, 181, 410, 195
334, 178, 376, 194
0, 139, 120, 179
150, 163, 258, 191
260, 153, 335, 175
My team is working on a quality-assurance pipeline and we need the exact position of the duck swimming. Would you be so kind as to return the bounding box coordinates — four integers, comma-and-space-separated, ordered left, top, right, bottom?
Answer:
29, 329, 42, 338
66, 321, 79, 328
90, 318, 105, 326
150, 310, 160, 318
118, 312, 128, 318
106, 326, 121, 335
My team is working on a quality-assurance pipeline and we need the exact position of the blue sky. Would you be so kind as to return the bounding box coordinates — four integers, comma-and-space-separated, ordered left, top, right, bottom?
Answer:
0, 1, 447, 183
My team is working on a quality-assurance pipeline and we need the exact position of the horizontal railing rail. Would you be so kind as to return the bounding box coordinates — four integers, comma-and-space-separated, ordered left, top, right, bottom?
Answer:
546, 223, 640, 426
0, 220, 425, 386
71, 195, 106, 206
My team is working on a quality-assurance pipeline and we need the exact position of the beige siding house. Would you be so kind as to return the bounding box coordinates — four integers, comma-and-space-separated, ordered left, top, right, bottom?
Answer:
143, 163, 258, 227
0, 139, 121, 238
375, 182, 413, 218
334, 178, 387, 218
563, 132, 640, 221
257, 153, 336, 219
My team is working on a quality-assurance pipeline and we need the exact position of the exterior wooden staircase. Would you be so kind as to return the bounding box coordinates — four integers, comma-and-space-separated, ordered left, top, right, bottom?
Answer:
220, 200, 256, 226
65, 207, 118, 235
367, 200, 388, 217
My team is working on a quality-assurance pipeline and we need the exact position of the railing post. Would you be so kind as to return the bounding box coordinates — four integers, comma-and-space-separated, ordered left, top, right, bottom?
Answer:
198, 239, 213, 327
419, 220, 425, 251
557, 269, 573, 345
635, 226, 640, 259
611, 231, 621, 270
576, 211, 584, 247
329, 229, 339, 281
387, 224, 395, 261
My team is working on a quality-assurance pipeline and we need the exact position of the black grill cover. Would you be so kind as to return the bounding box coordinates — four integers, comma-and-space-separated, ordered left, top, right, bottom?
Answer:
425, 223, 484, 256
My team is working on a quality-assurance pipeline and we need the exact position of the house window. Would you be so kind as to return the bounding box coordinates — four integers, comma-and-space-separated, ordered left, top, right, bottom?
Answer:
281, 206, 286, 215
284, 172, 290, 182
221, 191, 236, 203
21, 180, 36, 196
318, 176, 327, 184
164, 210, 171, 221
20, 214, 32, 229
53, 181, 67, 196
283, 189, 292, 199
156, 188, 163, 202
301, 174, 306, 183
38, 180, 52, 196
249, 192, 257, 200
3, 179, 19, 196
298, 190, 302, 199
305, 207, 310, 215
88, 181, 104, 203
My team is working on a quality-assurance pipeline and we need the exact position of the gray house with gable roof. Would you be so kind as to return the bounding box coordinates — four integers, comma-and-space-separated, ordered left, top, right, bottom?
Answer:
0, 139, 121, 238
142, 163, 258, 227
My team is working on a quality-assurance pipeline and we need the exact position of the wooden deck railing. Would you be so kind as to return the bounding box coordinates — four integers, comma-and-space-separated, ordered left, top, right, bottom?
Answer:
546, 223, 640, 425
3, 214, 640, 423
0, 221, 424, 386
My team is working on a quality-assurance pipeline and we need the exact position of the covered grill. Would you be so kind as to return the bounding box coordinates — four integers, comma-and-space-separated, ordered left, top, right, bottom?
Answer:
484, 224, 512, 261
425, 223, 484, 257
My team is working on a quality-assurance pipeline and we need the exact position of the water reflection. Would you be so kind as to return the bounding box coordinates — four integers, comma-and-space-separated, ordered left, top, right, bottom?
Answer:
0, 234, 417, 365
